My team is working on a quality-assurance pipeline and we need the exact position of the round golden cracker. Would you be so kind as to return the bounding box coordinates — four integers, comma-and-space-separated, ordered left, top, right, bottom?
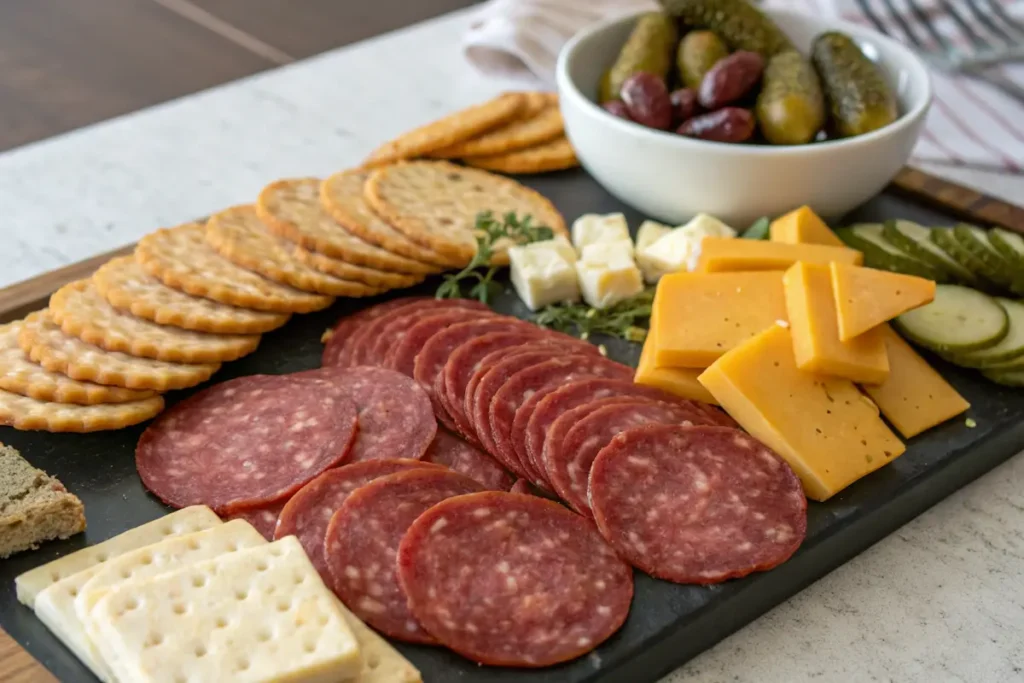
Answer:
463, 136, 579, 175
319, 170, 461, 268
433, 94, 563, 158
49, 280, 260, 364
136, 223, 333, 314
205, 205, 387, 297
364, 160, 568, 264
257, 178, 443, 274
19, 312, 219, 392
0, 320, 155, 405
0, 385, 164, 432
292, 246, 424, 289
363, 92, 526, 167
94, 257, 290, 335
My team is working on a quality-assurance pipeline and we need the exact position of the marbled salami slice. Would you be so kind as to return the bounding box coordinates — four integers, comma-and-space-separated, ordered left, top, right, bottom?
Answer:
397, 491, 633, 667
589, 425, 807, 584
223, 500, 286, 541
362, 300, 492, 367
323, 297, 428, 367
275, 459, 439, 578
136, 374, 357, 514
325, 468, 484, 643
422, 429, 513, 491
509, 479, 533, 495
299, 366, 436, 462
488, 356, 634, 484
550, 400, 703, 516
385, 309, 502, 376
433, 370, 466, 436
522, 379, 719, 482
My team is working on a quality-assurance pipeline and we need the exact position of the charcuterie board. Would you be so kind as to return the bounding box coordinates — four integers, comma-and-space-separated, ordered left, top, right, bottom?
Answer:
2, 168, 1024, 683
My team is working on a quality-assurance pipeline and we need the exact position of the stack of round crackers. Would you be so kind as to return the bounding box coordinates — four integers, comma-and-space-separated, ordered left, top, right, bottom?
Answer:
0, 92, 576, 433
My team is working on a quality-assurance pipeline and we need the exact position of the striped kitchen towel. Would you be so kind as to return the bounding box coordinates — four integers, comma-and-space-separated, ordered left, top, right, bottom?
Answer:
463, 0, 1024, 171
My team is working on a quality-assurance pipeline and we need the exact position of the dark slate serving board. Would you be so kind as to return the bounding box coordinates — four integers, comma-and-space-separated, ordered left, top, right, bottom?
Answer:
2, 170, 1022, 683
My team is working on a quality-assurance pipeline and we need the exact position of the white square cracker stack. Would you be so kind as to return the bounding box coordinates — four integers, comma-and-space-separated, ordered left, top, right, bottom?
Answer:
17, 506, 222, 680
89, 536, 362, 683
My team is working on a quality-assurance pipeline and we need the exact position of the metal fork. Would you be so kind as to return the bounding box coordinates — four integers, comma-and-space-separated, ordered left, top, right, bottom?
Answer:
855, 0, 1024, 106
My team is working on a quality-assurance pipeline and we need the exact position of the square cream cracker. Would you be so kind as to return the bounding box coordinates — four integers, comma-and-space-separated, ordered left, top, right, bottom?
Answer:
90, 536, 362, 683
20, 507, 222, 681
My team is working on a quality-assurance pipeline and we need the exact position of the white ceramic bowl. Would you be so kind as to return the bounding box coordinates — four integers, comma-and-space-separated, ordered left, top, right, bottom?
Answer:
556, 9, 932, 227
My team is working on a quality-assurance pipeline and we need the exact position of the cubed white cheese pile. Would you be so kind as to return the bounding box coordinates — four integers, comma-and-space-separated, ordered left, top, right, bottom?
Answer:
635, 214, 737, 283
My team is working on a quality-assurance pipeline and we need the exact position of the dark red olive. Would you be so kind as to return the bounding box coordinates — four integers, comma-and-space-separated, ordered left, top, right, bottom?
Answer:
698, 51, 765, 109
602, 99, 633, 121
620, 72, 673, 130
669, 88, 700, 125
677, 108, 756, 143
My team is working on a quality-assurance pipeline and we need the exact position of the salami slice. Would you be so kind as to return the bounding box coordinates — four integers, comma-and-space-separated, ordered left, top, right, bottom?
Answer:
550, 400, 703, 516
387, 312, 515, 379
223, 500, 286, 540
346, 298, 488, 366
299, 366, 436, 462
325, 468, 484, 643
487, 356, 634, 484
361, 300, 492, 367
433, 370, 465, 436
136, 374, 358, 514
590, 425, 806, 583
522, 379, 719, 482
422, 429, 513, 491
397, 491, 633, 667
322, 297, 429, 367
508, 479, 532, 495
275, 459, 439, 578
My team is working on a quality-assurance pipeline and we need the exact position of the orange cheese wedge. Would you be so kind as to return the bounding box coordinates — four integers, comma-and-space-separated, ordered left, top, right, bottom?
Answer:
830, 263, 936, 341
769, 206, 844, 246
695, 237, 862, 273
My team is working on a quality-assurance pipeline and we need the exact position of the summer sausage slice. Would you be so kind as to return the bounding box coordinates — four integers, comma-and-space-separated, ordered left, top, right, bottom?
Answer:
397, 491, 633, 667
275, 459, 439, 578
324, 468, 484, 643
589, 425, 807, 584
322, 297, 429, 367
223, 500, 286, 541
136, 374, 357, 514
361, 301, 492, 366
422, 428, 514, 491
384, 308, 501, 376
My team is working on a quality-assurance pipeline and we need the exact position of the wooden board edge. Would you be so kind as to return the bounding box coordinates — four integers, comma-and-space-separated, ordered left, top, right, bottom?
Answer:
890, 167, 1024, 232
0, 627, 56, 683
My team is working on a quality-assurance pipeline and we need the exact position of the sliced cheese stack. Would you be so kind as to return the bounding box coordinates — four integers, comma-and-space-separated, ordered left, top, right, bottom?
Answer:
15, 506, 421, 683
636, 205, 970, 501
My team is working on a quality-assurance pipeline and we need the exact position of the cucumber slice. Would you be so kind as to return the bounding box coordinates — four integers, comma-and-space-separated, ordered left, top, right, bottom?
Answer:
882, 220, 976, 285
893, 284, 1008, 353
952, 224, 1018, 291
945, 298, 1024, 367
931, 228, 1002, 292
836, 224, 944, 280
978, 353, 1024, 372
981, 367, 1024, 387
989, 228, 1024, 269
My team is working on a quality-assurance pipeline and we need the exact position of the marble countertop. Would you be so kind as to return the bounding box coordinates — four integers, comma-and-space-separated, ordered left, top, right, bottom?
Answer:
0, 8, 1021, 682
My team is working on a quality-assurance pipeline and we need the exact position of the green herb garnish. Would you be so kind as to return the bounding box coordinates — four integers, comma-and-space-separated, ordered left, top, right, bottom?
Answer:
436, 211, 553, 304
741, 216, 771, 240
533, 288, 655, 342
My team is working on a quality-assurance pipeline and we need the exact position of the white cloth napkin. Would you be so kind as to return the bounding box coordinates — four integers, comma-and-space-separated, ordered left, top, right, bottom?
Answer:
462, 0, 1024, 171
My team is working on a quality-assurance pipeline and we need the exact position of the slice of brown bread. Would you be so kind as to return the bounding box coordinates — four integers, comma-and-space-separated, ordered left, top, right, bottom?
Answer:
0, 443, 85, 558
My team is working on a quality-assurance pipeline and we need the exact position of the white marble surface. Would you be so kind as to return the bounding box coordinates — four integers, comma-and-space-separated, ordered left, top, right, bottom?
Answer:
0, 8, 1021, 682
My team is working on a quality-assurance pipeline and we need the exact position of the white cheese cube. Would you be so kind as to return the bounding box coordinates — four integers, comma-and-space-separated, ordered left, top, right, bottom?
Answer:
508, 236, 580, 311
639, 213, 737, 281
571, 213, 631, 255
634, 221, 674, 283
577, 242, 644, 309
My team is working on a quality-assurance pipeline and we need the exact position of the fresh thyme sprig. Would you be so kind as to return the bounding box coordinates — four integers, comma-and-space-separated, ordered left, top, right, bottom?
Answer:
436, 211, 554, 304
533, 288, 655, 342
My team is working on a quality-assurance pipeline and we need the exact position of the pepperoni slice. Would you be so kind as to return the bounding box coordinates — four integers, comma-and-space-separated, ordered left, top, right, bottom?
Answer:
422, 429, 513, 491
275, 459, 439, 579
589, 425, 807, 584
397, 491, 633, 667
136, 374, 357, 514
324, 468, 484, 643
323, 297, 429, 367
299, 366, 436, 462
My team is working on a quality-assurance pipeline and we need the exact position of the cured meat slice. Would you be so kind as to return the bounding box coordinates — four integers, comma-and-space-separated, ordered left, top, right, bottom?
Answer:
299, 366, 436, 462
223, 500, 286, 541
522, 379, 719, 482
509, 479, 532, 495
422, 429, 513, 491
397, 491, 633, 667
275, 459, 439, 578
323, 297, 428, 367
345, 298, 488, 366
549, 400, 704, 516
359, 300, 492, 366
432, 370, 465, 436
136, 374, 358, 514
487, 356, 634, 483
325, 468, 484, 643
384, 308, 501, 376
589, 425, 807, 584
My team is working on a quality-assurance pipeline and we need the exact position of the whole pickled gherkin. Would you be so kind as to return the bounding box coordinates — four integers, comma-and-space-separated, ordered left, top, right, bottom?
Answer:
677, 30, 730, 89
658, 0, 793, 57
602, 12, 678, 102
756, 50, 826, 145
812, 31, 898, 137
